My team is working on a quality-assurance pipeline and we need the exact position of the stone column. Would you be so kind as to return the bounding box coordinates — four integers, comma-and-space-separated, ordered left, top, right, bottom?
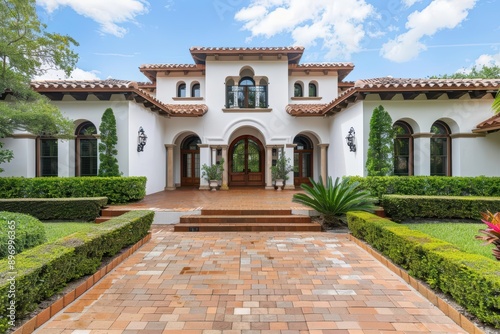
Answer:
265, 145, 274, 190
211, 147, 217, 164
164, 144, 176, 190
198, 144, 210, 190
284, 144, 296, 190
318, 144, 329, 185
220, 145, 229, 190
412, 133, 432, 176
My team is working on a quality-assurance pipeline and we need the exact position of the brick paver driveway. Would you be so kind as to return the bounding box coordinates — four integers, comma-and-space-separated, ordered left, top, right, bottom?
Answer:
35, 227, 465, 333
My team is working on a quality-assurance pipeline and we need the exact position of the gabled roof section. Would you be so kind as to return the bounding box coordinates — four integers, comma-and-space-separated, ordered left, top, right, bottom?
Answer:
190, 46, 305, 65
139, 64, 205, 82
287, 78, 500, 117
289, 63, 354, 81
31, 79, 207, 117
474, 113, 500, 133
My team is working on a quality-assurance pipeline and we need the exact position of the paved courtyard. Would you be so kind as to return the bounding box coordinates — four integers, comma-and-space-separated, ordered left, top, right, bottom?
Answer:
34, 227, 466, 334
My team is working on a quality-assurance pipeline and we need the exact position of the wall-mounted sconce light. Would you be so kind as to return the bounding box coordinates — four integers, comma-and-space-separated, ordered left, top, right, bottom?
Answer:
137, 127, 148, 152
345, 127, 356, 152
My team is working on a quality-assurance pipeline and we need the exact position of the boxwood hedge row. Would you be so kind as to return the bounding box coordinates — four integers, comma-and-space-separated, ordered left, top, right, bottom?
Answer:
347, 211, 500, 328
0, 177, 146, 204
0, 212, 46, 259
0, 197, 108, 221
348, 176, 500, 199
0, 210, 154, 333
381, 195, 500, 222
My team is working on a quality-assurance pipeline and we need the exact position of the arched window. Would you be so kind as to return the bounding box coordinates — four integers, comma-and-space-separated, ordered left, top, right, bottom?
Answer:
309, 82, 317, 97
37, 137, 58, 177
177, 83, 186, 97
430, 121, 451, 176
191, 83, 200, 97
181, 135, 201, 186
293, 135, 313, 186
393, 121, 413, 176
75, 122, 98, 176
294, 83, 303, 97
237, 77, 256, 108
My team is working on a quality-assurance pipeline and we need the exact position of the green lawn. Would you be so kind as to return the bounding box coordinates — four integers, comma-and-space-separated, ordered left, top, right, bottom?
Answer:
404, 222, 495, 260
43, 222, 96, 242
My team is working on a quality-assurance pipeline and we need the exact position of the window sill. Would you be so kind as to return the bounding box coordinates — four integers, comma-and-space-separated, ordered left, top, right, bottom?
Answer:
172, 97, 204, 101
291, 96, 322, 100
222, 107, 272, 113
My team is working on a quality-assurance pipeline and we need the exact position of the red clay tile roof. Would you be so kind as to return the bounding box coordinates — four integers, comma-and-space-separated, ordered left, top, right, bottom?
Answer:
474, 113, 500, 133
139, 64, 205, 81
287, 78, 500, 117
190, 46, 305, 65
31, 79, 207, 117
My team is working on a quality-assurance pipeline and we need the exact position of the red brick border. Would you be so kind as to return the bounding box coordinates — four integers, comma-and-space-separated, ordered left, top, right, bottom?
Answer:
348, 234, 485, 334
11, 232, 152, 334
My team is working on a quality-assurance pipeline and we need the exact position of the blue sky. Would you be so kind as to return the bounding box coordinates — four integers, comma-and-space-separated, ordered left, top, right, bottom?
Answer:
34, 0, 500, 82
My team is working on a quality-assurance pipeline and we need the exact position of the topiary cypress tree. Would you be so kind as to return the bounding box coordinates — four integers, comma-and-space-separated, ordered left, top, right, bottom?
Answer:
98, 108, 121, 176
366, 105, 394, 176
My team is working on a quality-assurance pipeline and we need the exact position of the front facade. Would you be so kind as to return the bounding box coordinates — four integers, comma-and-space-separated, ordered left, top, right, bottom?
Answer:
1, 47, 500, 194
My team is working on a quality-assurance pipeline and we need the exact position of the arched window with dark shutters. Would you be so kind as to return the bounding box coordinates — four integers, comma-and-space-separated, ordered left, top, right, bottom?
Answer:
430, 121, 451, 176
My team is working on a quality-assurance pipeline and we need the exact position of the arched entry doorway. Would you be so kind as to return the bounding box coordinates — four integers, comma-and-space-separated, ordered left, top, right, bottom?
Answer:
293, 135, 313, 186
181, 135, 201, 186
229, 135, 265, 186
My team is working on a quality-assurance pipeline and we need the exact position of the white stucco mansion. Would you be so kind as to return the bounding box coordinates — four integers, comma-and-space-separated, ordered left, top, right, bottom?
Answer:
1, 46, 500, 194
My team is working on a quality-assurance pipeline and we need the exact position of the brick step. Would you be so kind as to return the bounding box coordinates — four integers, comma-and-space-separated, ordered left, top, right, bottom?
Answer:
95, 208, 130, 224
179, 215, 311, 224
201, 209, 292, 216
174, 222, 322, 232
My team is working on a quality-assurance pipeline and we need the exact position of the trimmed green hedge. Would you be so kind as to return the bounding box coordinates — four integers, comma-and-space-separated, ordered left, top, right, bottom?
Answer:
381, 195, 500, 222
0, 197, 108, 221
0, 210, 154, 333
348, 211, 500, 328
0, 177, 146, 204
348, 176, 500, 199
0, 212, 46, 259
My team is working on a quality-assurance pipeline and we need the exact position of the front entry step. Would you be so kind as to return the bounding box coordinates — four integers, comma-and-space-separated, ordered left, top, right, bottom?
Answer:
95, 208, 130, 224
175, 209, 321, 232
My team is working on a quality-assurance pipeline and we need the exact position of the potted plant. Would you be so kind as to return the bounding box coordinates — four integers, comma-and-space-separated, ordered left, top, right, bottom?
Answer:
201, 158, 224, 191
270, 152, 295, 190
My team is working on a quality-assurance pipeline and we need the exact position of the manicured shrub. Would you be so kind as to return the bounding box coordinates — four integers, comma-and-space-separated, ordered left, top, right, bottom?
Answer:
347, 211, 500, 328
0, 197, 108, 221
348, 176, 500, 199
0, 177, 146, 204
366, 105, 394, 176
0, 210, 154, 333
0, 212, 46, 258
381, 195, 500, 222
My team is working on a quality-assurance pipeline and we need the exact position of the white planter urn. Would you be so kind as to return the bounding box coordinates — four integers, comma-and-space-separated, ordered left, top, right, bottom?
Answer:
274, 179, 284, 191
209, 180, 219, 191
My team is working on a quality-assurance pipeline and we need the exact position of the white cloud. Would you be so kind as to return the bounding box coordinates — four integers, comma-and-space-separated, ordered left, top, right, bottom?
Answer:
402, 0, 423, 7
34, 68, 101, 81
37, 0, 149, 37
381, 0, 477, 62
474, 53, 500, 67
234, 0, 375, 59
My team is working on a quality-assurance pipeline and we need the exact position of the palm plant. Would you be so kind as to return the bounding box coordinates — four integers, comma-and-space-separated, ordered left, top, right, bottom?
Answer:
493, 90, 500, 115
292, 176, 377, 228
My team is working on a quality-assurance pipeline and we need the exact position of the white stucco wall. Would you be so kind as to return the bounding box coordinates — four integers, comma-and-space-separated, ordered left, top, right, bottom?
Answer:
288, 75, 339, 103
328, 103, 365, 179
0, 137, 36, 177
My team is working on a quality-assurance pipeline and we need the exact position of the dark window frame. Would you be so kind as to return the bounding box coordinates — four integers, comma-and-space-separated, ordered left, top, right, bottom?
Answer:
430, 120, 452, 176
393, 121, 414, 176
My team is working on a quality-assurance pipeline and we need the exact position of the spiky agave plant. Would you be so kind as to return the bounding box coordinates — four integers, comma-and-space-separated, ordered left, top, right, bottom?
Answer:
475, 211, 500, 260
292, 176, 377, 228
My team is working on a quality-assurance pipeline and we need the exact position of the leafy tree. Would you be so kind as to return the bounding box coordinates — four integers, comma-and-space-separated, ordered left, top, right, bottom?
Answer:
292, 176, 376, 228
98, 108, 121, 176
366, 105, 394, 176
0, 0, 78, 172
430, 65, 500, 79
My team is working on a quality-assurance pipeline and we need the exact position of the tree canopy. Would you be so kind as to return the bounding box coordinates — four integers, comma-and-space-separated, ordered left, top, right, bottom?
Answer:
430, 65, 500, 79
0, 0, 79, 172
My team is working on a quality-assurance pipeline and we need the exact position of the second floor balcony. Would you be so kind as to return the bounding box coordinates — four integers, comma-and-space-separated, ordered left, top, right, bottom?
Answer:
225, 85, 268, 109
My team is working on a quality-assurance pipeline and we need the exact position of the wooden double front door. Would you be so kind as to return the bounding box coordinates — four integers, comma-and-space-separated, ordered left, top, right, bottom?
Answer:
229, 135, 265, 186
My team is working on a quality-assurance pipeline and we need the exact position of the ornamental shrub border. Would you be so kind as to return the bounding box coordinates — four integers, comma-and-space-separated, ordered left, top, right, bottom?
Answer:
381, 195, 500, 222
0, 197, 108, 221
347, 211, 500, 328
348, 176, 500, 199
0, 210, 154, 333
0, 212, 46, 259
0, 177, 146, 204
